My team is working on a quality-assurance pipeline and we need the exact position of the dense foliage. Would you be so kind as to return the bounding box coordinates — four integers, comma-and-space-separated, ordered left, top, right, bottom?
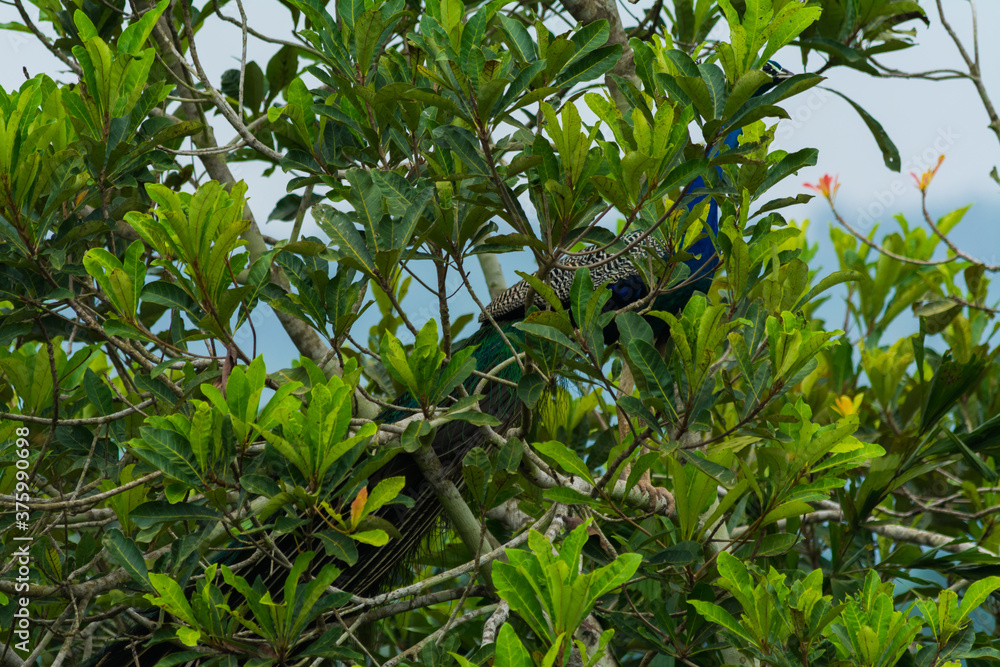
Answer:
2, 0, 1000, 665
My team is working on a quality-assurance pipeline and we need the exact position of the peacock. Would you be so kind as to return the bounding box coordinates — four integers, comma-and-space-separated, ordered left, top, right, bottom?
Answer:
328, 57, 794, 598
89, 60, 793, 667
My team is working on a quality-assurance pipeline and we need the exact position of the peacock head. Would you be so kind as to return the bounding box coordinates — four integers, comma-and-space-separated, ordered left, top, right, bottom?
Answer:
609, 274, 650, 311
757, 60, 794, 96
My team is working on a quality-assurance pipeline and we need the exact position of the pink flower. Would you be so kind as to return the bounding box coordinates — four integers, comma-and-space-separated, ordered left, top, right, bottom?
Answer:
804, 174, 840, 203
911, 155, 945, 192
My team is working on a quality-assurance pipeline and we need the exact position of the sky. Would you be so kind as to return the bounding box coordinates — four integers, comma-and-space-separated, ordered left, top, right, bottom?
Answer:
1, 1, 997, 368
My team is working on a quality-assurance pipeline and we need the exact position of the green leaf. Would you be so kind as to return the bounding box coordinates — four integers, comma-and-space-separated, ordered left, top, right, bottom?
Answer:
316, 531, 359, 566
0, 213, 30, 256
942, 428, 998, 483
753, 194, 813, 215
354, 9, 385, 80
758, 3, 822, 65
754, 532, 798, 556
400, 88, 469, 122
677, 450, 736, 487
797, 37, 869, 68
543, 486, 604, 508
83, 248, 128, 316
761, 500, 813, 526
364, 476, 406, 518
175, 628, 201, 647
338, 0, 365, 32
496, 436, 523, 473
495, 623, 534, 667
401, 420, 433, 453
493, 558, 551, 641
554, 44, 622, 89
664, 48, 700, 77
266, 45, 299, 96
628, 339, 674, 407
118, 0, 169, 55
497, 15, 536, 62
858, 626, 879, 663
795, 269, 864, 310
133, 371, 179, 406
566, 20, 610, 69
696, 63, 727, 120
440, 0, 464, 32
914, 300, 958, 317
723, 74, 822, 133
516, 270, 565, 313
921, 352, 987, 434
0, 22, 31, 34
129, 428, 203, 487
755, 148, 818, 195
371, 173, 434, 249
825, 88, 900, 171
433, 347, 477, 401
591, 174, 632, 212
533, 440, 595, 484
142, 281, 199, 316
617, 395, 662, 436
616, 312, 654, 347
660, 157, 709, 193
958, 576, 1000, 622
515, 322, 584, 356
241, 474, 280, 498
450, 654, 478, 667
436, 125, 491, 175
495, 62, 547, 118
131, 501, 221, 529
688, 600, 754, 643
723, 69, 771, 120
442, 410, 501, 426
104, 528, 152, 590
344, 169, 386, 255
517, 373, 546, 409
674, 75, 714, 121
314, 204, 377, 277
244, 61, 266, 111
351, 529, 389, 546
146, 572, 197, 626
83, 368, 113, 415
463, 447, 492, 504
647, 541, 702, 565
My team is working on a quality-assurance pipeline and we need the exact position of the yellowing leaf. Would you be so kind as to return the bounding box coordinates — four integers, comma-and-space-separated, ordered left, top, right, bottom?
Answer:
350, 486, 368, 528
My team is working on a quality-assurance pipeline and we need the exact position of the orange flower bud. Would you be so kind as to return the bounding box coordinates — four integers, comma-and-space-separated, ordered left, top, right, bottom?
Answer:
911, 155, 945, 192
804, 174, 840, 203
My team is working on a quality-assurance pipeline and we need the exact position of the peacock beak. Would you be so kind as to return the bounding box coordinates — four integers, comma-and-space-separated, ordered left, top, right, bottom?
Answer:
774, 65, 794, 81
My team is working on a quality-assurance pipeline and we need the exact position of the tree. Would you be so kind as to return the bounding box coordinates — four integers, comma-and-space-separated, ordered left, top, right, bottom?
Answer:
1, 0, 999, 666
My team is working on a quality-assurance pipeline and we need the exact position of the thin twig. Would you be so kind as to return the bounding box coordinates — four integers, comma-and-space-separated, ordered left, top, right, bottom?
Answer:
13, 0, 82, 76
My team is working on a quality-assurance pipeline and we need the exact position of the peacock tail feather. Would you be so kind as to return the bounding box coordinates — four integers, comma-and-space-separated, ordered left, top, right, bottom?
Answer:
335, 321, 523, 595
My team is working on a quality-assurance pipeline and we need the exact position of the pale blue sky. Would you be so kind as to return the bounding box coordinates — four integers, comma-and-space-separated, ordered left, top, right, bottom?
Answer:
2, 1, 996, 364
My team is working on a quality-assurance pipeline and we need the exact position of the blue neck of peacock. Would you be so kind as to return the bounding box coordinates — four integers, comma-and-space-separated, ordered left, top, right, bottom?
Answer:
679, 126, 741, 281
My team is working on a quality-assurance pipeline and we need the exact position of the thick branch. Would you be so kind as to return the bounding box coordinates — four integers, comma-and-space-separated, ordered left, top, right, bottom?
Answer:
519, 437, 674, 515
146, 2, 331, 365
559, 0, 639, 110
410, 441, 502, 584
478, 254, 508, 301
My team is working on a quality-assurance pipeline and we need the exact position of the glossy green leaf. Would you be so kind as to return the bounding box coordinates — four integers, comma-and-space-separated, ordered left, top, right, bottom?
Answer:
825, 88, 900, 171
533, 440, 595, 484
